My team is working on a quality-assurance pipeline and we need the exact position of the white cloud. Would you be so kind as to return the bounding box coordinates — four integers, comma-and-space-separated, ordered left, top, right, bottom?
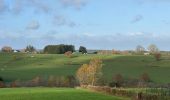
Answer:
59, 0, 87, 9
131, 15, 143, 23
53, 15, 77, 27
26, 21, 40, 30
0, 0, 7, 13
1, 29, 170, 50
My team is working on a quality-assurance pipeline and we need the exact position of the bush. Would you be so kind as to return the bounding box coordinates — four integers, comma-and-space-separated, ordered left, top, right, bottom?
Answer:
64, 51, 72, 58
30, 76, 43, 87
113, 74, 124, 88
1, 46, 13, 53
0, 81, 5, 88
10, 80, 21, 88
48, 75, 56, 87
154, 53, 161, 61
66, 75, 76, 87
140, 72, 150, 82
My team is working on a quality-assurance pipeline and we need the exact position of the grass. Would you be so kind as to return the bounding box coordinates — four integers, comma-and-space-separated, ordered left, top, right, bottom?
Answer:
0, 53, 170, 83
0, 88, 129, 100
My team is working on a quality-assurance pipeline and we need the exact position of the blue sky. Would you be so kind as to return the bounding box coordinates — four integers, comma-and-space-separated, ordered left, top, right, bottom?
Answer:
0, 0, 170, 50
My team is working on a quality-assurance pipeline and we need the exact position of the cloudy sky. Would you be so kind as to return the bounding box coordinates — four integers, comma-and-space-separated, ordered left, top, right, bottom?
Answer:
0, 0, 170, 50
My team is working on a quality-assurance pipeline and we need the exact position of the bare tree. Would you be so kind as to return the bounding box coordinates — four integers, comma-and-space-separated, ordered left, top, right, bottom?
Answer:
136, 45, 145, 54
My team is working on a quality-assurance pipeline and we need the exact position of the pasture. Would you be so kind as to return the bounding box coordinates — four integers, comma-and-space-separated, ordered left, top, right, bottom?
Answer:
0, 53, 170, 83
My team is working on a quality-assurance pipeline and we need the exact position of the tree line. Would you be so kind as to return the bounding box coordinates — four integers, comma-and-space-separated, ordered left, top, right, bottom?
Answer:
0, 44, 87, 54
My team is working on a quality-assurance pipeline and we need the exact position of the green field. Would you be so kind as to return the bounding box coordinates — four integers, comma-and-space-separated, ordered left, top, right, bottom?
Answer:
0, 88, 129, 100
0, 53, 170, 83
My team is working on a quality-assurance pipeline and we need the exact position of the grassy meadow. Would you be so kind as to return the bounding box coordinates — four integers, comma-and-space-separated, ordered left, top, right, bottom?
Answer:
0, 88, 129, 100
0, 53, 170, 83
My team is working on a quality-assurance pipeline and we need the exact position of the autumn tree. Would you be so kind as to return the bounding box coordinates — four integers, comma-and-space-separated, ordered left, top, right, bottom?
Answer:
76, 64, 89, 85
76, 58, 103, 86
88, 58, 103, 86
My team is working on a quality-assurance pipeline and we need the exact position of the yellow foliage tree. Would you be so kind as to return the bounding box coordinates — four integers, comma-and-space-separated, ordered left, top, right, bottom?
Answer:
76, 58, 103, 86
76, 64, 89, 85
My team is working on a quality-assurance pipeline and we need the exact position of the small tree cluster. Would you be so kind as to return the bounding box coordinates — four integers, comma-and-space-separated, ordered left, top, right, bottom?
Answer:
76, 58, 103, 86
44, 44, 75, 54
79, 46, 87, 54
25, 45, 36, 53
136, 45, 145, 54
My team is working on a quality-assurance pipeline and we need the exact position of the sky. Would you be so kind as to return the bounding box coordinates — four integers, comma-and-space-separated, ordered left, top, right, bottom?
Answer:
0, 0, 170, 50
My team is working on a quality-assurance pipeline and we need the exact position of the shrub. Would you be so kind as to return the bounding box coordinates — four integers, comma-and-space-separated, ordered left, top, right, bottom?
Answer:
66, 75, 76, 87
64, 51, 72, 58
48, 75, 56, 87
154, 53, 161, 61
30, 76, 43, 87
0, 81, 5, 88
113, 74, 123, 88
140, 72, 150, 82
1, 46, 13, 53
10, 80, 21, 88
